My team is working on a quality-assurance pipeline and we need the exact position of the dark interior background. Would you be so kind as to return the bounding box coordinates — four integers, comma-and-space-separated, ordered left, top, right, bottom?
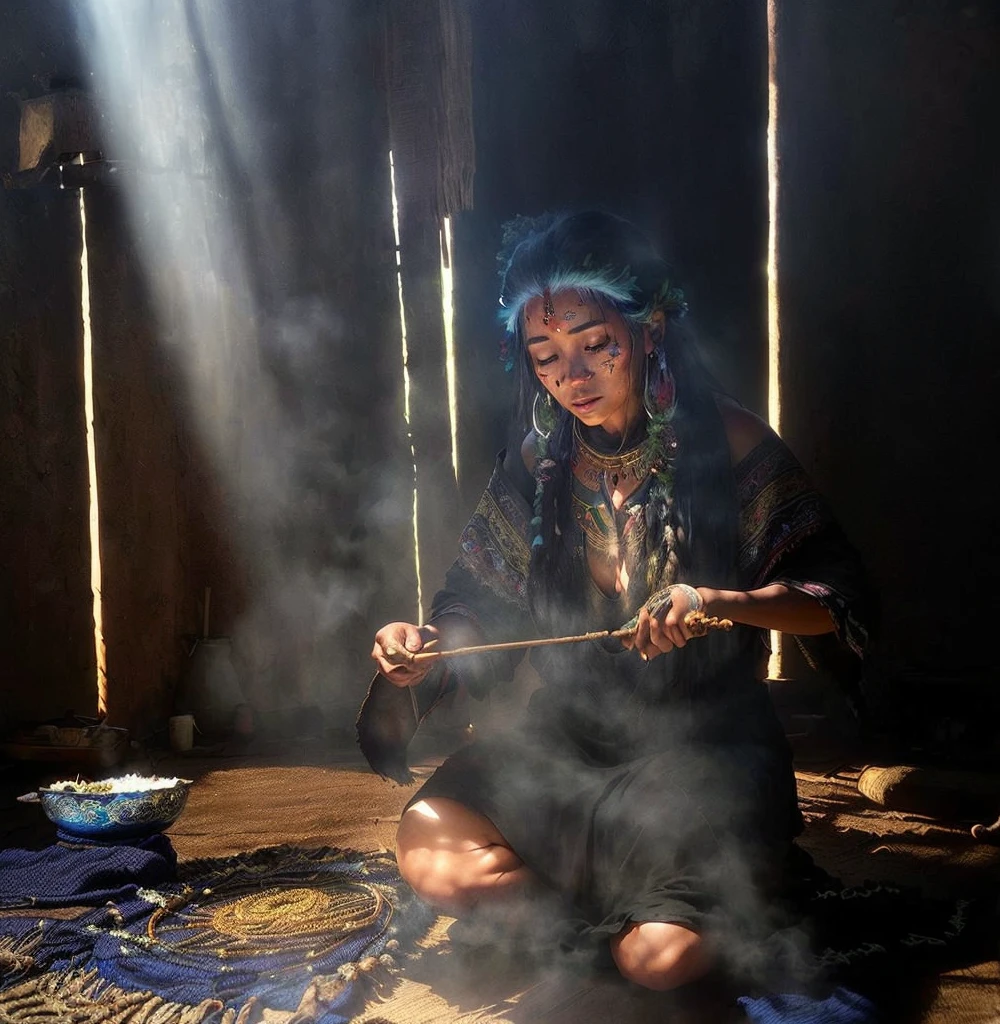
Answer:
0, 0, 996, 763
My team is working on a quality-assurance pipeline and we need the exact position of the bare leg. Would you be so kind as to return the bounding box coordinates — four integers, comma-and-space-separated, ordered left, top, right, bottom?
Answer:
610, 921, 712, 991
396, 797, 537, 911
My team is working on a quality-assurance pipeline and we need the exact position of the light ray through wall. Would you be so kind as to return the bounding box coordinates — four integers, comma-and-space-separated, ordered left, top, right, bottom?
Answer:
440, 216, 459, 483
73, 167, 108, 716
389, 150, 424, 622
766, 0, 783, 680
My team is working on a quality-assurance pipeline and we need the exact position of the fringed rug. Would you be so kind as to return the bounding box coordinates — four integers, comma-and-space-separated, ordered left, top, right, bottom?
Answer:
0, 844, 435, 1024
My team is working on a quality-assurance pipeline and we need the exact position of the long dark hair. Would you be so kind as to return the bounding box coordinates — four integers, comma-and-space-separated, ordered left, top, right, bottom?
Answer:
497, 211, 739, 633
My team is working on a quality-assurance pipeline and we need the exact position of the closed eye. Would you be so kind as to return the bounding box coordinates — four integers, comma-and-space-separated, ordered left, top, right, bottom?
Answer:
535, 354, 558, 367
585, 339, 610, 353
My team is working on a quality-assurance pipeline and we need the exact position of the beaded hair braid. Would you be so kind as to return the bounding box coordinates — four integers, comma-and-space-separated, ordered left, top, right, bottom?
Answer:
529, 406, 577, 625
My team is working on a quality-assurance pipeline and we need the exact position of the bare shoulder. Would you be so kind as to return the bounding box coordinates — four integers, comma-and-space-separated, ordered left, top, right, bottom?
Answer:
716, 396, 772, 466
520, 429, 538, 473
501, 430, 537, 478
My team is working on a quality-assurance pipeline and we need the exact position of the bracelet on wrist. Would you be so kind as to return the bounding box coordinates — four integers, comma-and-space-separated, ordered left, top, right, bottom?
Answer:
667, 583, 704, 613
644, 583, 704, 621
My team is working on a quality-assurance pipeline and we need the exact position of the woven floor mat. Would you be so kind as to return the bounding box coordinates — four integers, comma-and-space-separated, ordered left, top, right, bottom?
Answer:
795, 771, 999, 900
0, 968, 256, 1023
3, 759, 996, 1023
0, 844, 436, 1024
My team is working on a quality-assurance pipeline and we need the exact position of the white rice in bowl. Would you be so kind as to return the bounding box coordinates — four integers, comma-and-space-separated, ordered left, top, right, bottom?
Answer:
47, 774, 190, 794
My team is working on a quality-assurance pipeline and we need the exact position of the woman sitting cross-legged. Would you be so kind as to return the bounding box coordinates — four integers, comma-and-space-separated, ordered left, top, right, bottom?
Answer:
361, 210, 870, 993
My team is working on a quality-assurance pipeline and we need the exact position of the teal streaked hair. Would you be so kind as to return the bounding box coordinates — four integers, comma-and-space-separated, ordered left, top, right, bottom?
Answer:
499, 267, 645, 334
496, 211, 687, 343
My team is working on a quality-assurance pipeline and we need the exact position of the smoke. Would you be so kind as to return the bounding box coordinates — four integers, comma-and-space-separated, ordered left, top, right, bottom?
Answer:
74, 1, 416, 719
439, 638, 824, 993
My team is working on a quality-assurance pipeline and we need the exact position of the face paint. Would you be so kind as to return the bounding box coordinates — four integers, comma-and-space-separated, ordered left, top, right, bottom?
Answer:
542, 288, 556, 326
600, 338, 622, 374
523, 289, 646, 439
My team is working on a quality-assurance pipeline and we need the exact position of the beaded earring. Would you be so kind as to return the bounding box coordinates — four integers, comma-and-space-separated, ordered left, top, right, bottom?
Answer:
643, 346, 676, 421
530, 390, 559, 550
643, 345, 680, 469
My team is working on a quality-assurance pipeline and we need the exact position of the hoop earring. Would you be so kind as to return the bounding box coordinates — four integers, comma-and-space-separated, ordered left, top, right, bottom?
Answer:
532, 390, 559, 440
643, 347, 676, 420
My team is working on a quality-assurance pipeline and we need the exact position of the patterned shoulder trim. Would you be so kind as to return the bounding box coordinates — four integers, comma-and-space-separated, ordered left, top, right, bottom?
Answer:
455, 454, 532, 608
736, 432, 832, 586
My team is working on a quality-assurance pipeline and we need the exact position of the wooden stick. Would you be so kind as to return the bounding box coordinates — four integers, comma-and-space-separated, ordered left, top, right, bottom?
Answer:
384, 611, 732, 666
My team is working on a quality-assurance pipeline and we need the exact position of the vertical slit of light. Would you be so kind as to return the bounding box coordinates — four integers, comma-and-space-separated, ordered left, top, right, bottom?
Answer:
766, 0, 783, 680
75, 172, 108, 715
440, 216, 459, 482
389, 150, 423, 621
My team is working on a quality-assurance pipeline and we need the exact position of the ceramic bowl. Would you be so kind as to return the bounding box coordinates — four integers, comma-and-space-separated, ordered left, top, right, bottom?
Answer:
21, 777, 193, 841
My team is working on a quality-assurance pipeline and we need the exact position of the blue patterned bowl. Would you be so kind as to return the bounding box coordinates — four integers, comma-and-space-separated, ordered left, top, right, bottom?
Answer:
22, 779, 193, 841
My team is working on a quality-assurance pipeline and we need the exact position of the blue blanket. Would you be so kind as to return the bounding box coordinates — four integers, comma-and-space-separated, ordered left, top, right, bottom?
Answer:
0, 834, 176, 909
740, 989, 877, 1024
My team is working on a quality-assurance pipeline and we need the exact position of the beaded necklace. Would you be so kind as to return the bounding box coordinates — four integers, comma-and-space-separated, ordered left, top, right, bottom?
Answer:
571, 419, 655, 492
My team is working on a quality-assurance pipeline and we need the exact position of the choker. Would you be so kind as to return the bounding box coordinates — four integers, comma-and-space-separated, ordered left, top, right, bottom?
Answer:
571, 420, 655, 491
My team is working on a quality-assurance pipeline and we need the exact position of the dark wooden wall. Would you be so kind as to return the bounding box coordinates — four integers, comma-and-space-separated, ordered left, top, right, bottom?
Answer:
0, 188, 94, 727
0, 4, 94, 727
775, 1, 1000, 754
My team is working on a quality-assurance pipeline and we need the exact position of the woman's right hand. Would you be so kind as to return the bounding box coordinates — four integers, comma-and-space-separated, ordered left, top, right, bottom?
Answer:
371, 622, 441, 688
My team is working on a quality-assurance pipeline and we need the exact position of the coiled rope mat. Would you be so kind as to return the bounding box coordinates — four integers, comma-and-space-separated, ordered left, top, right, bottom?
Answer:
0, 844, 434, 1024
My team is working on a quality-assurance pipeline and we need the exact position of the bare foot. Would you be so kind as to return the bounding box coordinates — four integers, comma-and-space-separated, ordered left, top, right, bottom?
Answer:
970, 817, 1000, 844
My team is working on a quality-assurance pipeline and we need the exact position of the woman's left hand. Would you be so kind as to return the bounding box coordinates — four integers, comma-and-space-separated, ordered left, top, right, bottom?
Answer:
621, 585, 706, 661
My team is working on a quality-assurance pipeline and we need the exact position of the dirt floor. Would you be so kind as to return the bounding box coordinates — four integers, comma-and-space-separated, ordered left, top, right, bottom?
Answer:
1, 728, 998, 1024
